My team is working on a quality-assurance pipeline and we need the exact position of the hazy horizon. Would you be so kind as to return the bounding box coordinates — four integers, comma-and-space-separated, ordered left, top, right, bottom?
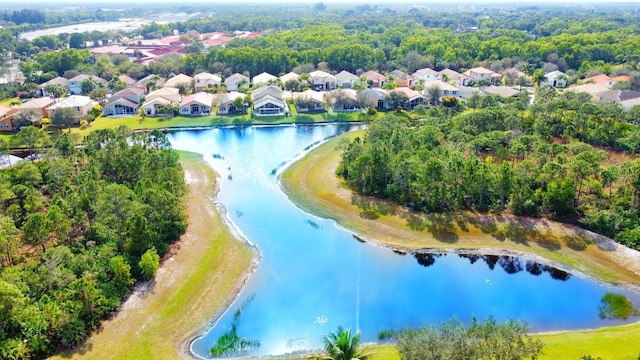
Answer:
3, 0, 635, 4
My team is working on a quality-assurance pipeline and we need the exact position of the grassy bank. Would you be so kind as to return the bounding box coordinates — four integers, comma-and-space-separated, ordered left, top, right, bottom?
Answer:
53, 152, 256, 360
280, 131, 640, 358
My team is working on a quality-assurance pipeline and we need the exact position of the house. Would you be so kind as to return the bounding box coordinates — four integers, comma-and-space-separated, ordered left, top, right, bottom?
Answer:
133, 75, 166, 92
464, 67, 502, 85
328, 88, 361, 112
358, 88, 388, 109
308, 70, 337, 91
252, 85, 287, 116
252, 72, 278, 87
292, 90, 326, 112
17, 97, 56, 118
424, 80, 462, 100
103, 87, 145, 116
388, 70, 413, 87
620, 97, 640, 111
580, 74, 614, 88
194, 72, 222, 92
68, 74, 107, 95
335, 70, 358, 89
117, 74, 137, 87
439, 68, 470, 86
0, 105, 18, 131
39, 76, 68, 96
566, 83, 611, 98
596, 90, 640, 104
165, 74, 194, 89
179, 92, 215, 116
413, 68, 440, 83
362, 70, 386, 88
216, 92, 246, 114
541, 70, 567, 88
141, 87, 181, 115
280, 72, 300, 85
224, 73, 250, 92
391, 87, 426, 110
480, 85, 520, 98
45, 95, 97, 119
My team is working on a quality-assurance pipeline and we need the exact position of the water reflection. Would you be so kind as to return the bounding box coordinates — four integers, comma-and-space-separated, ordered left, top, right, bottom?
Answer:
458, 254, 571, 280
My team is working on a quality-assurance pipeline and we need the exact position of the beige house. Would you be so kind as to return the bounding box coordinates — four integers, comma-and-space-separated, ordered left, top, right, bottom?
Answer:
362, 70, 386, 88
179, 92, 215, 116
439, 68, 470, 86
103, 87, 146, 116
464, 67, 502, 85
424, 80, 462, 98
280, 72, 300, 85
141, 87, 181, 115
0, 105, 18, 131
165, 74, 194, 89
335, 70, 358, 89
292, 90, 326, 112
194, 72, 222, 92
17, 97, 56, 118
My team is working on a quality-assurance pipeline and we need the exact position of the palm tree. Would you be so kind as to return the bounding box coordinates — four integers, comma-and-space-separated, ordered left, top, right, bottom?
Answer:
321, 326, 369, 360
426, 84, 443, 106
531, 69, 548, 88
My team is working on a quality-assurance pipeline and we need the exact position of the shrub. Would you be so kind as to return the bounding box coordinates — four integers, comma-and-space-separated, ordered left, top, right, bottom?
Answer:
139, 248, 160, 280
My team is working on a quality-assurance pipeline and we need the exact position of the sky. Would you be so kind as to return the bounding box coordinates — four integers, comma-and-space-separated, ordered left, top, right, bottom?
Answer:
5, 0, 630, 4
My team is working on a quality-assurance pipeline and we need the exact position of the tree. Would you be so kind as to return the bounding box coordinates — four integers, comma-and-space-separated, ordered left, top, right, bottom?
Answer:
384, 91, 409, 110
13, 109, 43, 128
110, 255, 134, 290
0, 215, 20, 266
51, 107, 80, 131
531, 69, 548, 88
96, 184, 135, 253
22, 212, 50, 253
314, 2, 327, 11
426, 84, 443, 105
43, 83, 66, 99
13, 126, 49, 161
138, 248, 160, 280
322, 326, 369, 360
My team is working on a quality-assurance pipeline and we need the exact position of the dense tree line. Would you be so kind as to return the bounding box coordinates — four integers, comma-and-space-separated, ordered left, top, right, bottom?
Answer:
337, 91, 640, 249
0, 127, 186, 359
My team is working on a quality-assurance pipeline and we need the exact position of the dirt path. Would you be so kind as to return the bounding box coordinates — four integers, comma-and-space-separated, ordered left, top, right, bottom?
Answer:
53, 152, 256, 360
280, 131, 640, 287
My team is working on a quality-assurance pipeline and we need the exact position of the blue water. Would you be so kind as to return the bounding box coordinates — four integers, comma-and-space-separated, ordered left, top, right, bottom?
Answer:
167, 124, 640, 358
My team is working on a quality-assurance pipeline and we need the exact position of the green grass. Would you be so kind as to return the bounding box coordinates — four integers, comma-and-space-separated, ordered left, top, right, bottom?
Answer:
535, 322, 640, 360
0, 97, 20, 107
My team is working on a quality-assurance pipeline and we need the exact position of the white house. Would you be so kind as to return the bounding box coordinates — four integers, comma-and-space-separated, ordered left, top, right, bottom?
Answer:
68, 74, 107, 95
309, 70, 337, 91
252, 85, 287, 116
224, 73, 250, 92
439, 68, 470, 86
413, 68, 440, 83
252, 72, 278, 87
45, 95, 97, 119
216, 91, 246, 114
335, 70, 358, 89
424, 80, 462, 98
541, 70, 567, 88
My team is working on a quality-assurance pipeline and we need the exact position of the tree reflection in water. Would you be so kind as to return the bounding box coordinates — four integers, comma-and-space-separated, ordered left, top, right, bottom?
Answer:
410, 252, 571, 281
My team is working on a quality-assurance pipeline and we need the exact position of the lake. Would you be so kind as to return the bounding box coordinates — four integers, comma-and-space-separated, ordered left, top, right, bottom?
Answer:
167, 124, 640, 358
